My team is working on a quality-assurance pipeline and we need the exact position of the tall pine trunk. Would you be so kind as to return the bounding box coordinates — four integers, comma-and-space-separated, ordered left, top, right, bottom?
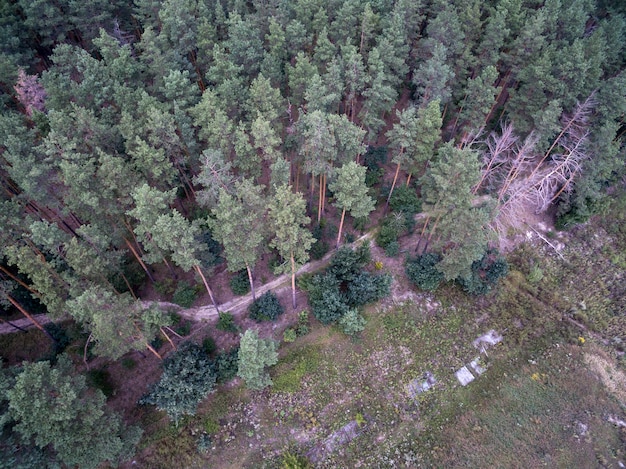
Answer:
336, 209, 346, 249
246, 263, 256, 301
290, 254, 297, 310
194, 264, 219, 313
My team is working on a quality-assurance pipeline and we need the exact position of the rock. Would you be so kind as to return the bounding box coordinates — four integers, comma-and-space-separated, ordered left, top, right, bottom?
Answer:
455, 366, 475, 386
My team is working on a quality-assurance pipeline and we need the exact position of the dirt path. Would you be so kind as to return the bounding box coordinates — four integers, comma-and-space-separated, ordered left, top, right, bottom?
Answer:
0, 232, 375, 335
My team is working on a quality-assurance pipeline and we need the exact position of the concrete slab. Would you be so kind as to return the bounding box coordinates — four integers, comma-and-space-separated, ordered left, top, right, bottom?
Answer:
469, 357, 486, 375
455, 366, 475, 386
473, 330, 503, 352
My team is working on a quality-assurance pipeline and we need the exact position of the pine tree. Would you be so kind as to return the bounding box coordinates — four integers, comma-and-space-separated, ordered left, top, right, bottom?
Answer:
237, 329, 278, 390
268, 185, 315, 309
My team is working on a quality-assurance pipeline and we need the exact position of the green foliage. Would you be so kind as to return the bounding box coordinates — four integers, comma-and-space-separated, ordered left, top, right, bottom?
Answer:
389, 185, 421, 214
307, 273, 349, 325
216, 312, 238, 333
339, 308, 367, 336
376, 214, 407, 249
6, 357, 141, 469
310, 222, 330, 260
121, 358, 136, 370
215, 347, 239, 383
384, 241, 400, 257
202, 336, 217, 356
140, 343, 217, 425
249, 291, 284, 322
237, 330, 278, 390
229, 270, 251, 296
327, 243, 371, 283
457, 249, 509, 296
196, 433, 212, 454
405, 253, 445, 291
296, 311, 310, 337
346, 272, 392, 307
280, 450, 313, 468
172, 281, 198, 308
283, 328, 297, 343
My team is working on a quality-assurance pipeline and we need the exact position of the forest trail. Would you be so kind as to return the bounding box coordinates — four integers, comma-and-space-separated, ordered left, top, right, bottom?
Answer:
0, 232, 376, 335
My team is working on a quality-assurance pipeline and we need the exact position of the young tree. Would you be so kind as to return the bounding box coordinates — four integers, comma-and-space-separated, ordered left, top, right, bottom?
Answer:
140, 342, 217, 425
237, 329, 278, 390
268, 185, 315, 309
209, 179, 266, 300
329, 162, 375, 248
7, 357, 142, 469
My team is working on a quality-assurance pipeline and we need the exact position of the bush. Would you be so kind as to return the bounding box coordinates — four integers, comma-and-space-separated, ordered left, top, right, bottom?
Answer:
216, 312, 238, 333
296, 311, 310, 337
388, 184, 421, 214
339, 308, 366, 336
384, 240, 400, 257
229, 270, 250, 296
280, 450, 313, 468
215, 347, 239, 382
457, 249, 509, 295
327, 243, 370, 283
283, 328, 297, 343
376, 214, 406, 249
139, 342, 217, 424
249, 291, 284, 322
172, 281, 198, 308
405, 252, 444, 291
346, 272, 392, 307
307, 273, 349, 324
202, 336, 217, 355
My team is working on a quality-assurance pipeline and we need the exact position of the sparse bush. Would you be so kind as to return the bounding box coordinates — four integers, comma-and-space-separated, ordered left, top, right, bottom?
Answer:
139, 343, 217, 425
527, 265, 544, 284
229, 270, 250, 296
86, 368, 115, 397
196, 433, 212, 454
384, 240, 400, 257
296, 311, 310, 336
172, 281, 198, 308
216, 312, 238, 333
405, 252, 444, 291
283, 328, 297, 343
249, 291, 284, 322
280, 450, 313, 468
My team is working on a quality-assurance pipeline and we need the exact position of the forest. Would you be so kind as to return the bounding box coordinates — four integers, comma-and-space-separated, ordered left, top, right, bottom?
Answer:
1, 0, 626, 467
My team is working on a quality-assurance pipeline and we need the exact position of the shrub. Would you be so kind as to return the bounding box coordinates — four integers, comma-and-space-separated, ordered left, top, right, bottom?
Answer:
172, 281, 198, 308
405, 252, 444, 291
389, 185, 421, 214
283, 328, 297, 343
384, 240, 400, 257
170, 313, 192, 336
376, 214, 406, 249
196, 433, 212, 454
307, 273, 349, 324
346, 272, 392, 307
327, 243, 371, 283
339, 308, 366, 336
457, 249, 509, 295
229, 270, 250, 296
280, 450, 313, 468
121, 357, 136, 370
202, 336, 217, 355
363, 145, 388, 172
249, 291, 284, 322
296, 311, 310, 337
139, 343, 217, 425
215, 347, 239, 383
216, 312, 238, 333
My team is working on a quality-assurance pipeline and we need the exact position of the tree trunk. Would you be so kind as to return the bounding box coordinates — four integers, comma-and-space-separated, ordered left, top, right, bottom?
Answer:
406, 173, 412, 186
194, 264, 219, 313
336, 209, 346, 249
386, 163, 401, 205
6, 294, 55, 342
317, 173, 323, 222
124, 238, 155, 283
0, 265, 39, 295
290, 254, 297, 310
246, 263, 256, 301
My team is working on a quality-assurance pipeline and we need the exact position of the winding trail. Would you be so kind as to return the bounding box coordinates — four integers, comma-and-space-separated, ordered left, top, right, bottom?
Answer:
0, 232, 375, 335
